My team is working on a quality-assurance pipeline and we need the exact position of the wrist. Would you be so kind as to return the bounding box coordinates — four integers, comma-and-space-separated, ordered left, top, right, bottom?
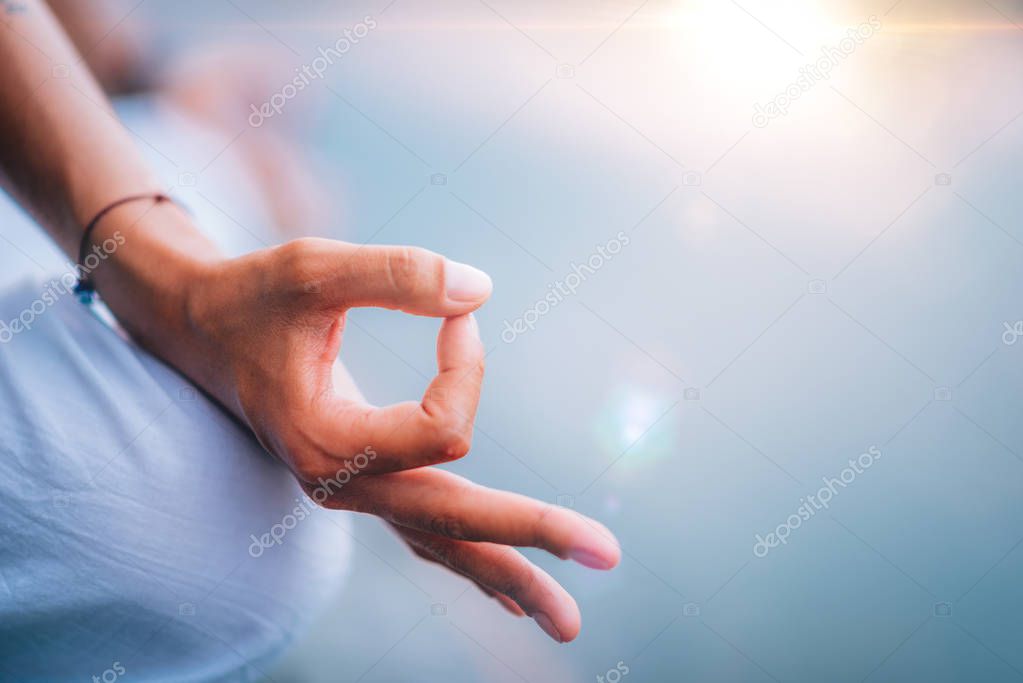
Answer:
86, 199, 223, 367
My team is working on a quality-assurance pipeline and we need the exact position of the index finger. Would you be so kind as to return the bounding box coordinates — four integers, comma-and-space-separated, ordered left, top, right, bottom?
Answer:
303, 314, 484, 478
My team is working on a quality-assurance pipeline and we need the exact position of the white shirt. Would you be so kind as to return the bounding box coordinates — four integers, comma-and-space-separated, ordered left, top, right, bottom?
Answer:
0, 101, 350, 682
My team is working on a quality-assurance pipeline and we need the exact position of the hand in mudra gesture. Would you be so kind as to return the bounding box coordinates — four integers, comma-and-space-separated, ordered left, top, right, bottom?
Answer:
180, 238, 620, 642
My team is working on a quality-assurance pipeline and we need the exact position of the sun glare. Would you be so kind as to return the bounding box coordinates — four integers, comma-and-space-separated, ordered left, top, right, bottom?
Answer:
665, 0, 845, 90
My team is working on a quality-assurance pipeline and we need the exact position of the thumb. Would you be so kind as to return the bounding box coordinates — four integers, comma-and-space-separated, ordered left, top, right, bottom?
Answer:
324, 244, 492, 316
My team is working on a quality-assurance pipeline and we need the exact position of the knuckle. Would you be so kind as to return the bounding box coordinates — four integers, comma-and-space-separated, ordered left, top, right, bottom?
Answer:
276, 238, 322, 288
279, 237, 320, 264
424, 405, 476, 461
428, 514, 468, 541
384, 246, 432, 293
532, 504, 556, 548
431, 421, 473, 461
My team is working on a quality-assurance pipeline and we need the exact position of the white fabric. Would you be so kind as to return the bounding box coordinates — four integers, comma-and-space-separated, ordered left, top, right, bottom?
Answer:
0, 101, 350, 682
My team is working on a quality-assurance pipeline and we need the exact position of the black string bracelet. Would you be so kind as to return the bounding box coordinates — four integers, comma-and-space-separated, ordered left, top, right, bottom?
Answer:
74, 193, 177, 303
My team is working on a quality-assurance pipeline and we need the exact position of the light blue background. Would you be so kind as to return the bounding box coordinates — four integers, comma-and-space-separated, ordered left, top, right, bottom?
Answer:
35, 0, 1023, 680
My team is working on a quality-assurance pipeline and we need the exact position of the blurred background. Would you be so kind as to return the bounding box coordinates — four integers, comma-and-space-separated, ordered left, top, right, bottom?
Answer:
11, 0, 1023, 680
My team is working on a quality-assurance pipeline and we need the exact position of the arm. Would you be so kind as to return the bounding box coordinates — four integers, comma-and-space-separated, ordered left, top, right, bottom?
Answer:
44, 0, 152, 94
0, 0, 214, 342
0, 1, 620, 643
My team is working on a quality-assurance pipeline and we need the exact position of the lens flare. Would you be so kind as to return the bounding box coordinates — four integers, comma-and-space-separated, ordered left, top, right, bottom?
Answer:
593, 389, 680, 471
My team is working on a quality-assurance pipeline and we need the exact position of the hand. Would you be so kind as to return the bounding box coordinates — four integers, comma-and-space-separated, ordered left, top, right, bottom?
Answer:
0, 1, 613, 643
184, 237, 499, 480
179, 237, 620, 642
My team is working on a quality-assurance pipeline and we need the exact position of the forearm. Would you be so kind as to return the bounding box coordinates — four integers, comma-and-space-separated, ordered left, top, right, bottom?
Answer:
0, 2, 221, 360
0, 1, 147, 251
45, 0, 152, 95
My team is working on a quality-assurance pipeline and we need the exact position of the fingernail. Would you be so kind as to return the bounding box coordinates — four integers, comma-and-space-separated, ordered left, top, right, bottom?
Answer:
533, 612, 562, 643
569, 548, 615, 570
445, 259, 492, 302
